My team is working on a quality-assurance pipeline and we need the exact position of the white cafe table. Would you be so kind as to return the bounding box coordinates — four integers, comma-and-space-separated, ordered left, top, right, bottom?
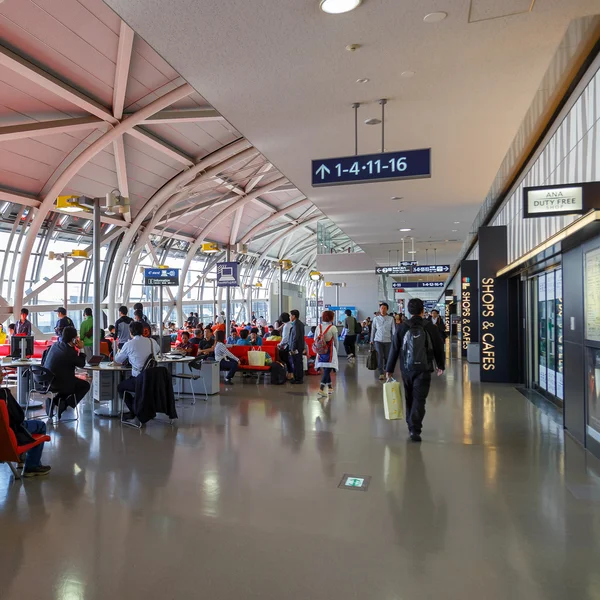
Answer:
83, 363, 131, 417
1, 358, 42, 408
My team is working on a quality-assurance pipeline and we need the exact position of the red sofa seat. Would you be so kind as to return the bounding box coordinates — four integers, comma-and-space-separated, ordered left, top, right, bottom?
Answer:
228, 345, 277, 371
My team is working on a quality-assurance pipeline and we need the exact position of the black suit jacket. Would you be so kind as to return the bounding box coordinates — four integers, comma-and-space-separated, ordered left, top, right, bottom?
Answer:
42, 341, 86, 391
134, 366, 178, 424
288, 319, 306, 353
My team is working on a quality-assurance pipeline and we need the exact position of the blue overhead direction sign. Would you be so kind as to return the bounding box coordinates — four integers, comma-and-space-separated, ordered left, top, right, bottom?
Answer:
412, 264, 450, 274
144, 268, 179, 286
312, 148, 431, 187
393, 282, 445, 289
375, 265, 413, 275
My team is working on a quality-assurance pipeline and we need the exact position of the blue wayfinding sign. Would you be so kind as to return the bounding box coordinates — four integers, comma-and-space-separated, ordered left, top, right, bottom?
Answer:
144, 268, 179, 286
393, 282, 444, 289
412, 264, 450, 274
216, 262, 239, 287
312, 148, 431, 187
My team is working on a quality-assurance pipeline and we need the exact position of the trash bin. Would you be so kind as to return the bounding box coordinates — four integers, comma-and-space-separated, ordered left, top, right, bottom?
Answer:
467, 343, 480, 364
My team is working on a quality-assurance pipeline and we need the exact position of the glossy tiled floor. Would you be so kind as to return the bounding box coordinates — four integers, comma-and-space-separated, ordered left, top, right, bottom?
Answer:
2, 349, 600, 600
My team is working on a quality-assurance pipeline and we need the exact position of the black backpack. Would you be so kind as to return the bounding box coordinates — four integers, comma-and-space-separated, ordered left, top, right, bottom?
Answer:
402, 324, 432, 373
270, 361, 287, 385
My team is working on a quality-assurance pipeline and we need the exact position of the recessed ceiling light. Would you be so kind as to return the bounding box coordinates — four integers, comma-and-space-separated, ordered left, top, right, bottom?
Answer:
408, 250, 417, 254
364, 118, 381, 125
401, 71, 415, 78
452, 229, 458, 232
399, 228, 412, 232
356, 78, 370, 84
423, 11, 447, 23
453, 221, 460, 224
320, 0, 362, 14
391, 196, 403, 200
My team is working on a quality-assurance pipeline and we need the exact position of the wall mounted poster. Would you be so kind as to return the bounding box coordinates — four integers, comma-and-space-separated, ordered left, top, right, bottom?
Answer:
585, 247, 600, 342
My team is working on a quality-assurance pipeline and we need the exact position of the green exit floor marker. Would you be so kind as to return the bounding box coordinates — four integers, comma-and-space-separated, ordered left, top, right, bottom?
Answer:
338, 474, 371, 492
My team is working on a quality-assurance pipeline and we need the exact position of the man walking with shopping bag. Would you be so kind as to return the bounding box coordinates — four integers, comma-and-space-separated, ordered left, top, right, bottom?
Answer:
386, 298, 445, 442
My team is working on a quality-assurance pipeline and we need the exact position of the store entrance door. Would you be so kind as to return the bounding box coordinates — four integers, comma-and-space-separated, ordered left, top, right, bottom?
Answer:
528, 267, 564, 407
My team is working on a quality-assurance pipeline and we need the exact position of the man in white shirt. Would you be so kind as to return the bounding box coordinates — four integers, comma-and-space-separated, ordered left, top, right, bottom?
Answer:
370, 302, 395, 380
115, 321, 160, 416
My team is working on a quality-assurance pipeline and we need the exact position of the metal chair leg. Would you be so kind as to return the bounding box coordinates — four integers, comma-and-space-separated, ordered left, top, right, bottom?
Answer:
120, 391, 142, 429
7, 462, 21, 480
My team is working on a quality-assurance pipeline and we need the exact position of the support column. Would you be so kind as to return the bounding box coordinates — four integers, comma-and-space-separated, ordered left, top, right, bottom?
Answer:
226, 247, 231, 338
93, 199, 101, 355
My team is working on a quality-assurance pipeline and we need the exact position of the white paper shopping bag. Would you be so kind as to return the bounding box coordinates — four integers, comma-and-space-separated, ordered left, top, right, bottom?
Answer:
383, 379, 404, 420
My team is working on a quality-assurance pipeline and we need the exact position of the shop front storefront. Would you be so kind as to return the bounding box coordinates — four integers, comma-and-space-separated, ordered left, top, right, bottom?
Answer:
527, 267, 564, 405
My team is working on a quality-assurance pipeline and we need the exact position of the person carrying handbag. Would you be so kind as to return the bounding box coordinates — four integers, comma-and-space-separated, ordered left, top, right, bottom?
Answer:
314, 310, 338, 399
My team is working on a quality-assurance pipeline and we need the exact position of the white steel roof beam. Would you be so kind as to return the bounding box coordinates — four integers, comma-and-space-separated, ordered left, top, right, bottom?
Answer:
0, 117, 105, 142
127, 127, 195, 167
134, 108, 224, 124
0, 44, 118, 124
112, 22, 135, 120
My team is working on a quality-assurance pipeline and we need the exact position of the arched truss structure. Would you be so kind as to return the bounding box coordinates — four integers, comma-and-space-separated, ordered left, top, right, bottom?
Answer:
0, 0, 354, 330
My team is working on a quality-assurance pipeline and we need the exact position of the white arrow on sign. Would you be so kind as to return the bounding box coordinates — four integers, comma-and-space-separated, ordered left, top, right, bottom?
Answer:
315, 164, 331, 180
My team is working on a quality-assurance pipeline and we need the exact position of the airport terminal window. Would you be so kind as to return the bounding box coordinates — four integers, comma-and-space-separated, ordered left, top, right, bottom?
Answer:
532, 268, 563, 402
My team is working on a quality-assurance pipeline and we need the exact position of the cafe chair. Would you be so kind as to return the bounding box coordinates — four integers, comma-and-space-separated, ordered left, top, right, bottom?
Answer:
26, 365, 79, 424
171, 356, 208, 404
120, 367, 178, 429
0, 398, 50, 481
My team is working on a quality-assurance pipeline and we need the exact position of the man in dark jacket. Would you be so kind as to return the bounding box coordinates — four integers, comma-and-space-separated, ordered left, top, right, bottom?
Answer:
428, 309, 448, 339
386, 298, 445, 442
42, 326, 90, 418
0, 373, 51, 477
54, 307, 74, 338
288, 309, 306, 384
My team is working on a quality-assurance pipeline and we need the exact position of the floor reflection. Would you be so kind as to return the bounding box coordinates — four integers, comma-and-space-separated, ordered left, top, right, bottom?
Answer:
2, 352, 600, 599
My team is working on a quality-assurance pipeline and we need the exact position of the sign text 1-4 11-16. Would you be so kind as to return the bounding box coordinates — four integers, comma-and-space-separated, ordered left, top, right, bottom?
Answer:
312, 149, 431, 187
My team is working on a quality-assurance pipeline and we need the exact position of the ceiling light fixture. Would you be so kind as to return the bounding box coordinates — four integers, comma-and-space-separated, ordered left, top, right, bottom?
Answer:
401, 71, 415, 78
364, 118, 381, 125
408, 250, 417, 254
356, 78, 370, 84
391, 196, 403, 200
453, 221, 460, 224
399, 228, 412, 232
423, 11, 447, 23
320, 0, 362, 15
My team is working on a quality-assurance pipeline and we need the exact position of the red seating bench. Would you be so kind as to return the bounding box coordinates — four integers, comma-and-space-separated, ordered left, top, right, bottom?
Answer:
228, 345, 278, 383
0, 399, 51, 481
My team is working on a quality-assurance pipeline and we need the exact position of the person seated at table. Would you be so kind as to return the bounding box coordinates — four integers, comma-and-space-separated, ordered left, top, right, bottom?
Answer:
0, 372, 51, 477
190, 329, 204, 345
227, 329, 239, 345
133, 302, 151, 325
249, 328, 263, 346
133, 309, 152, 337
106, 324, 116, 340
176, 331, 196, 356
213, 330, 239, 385
98, 328, 113, 358
198, 327, 216, 356
8, 323, 15, 338
268, 327, 282, 342
307, 325, 317, 339
0, 323, 6, 344
236, 329, 253, 346
115, 321, 160, 417
42, 326, 90, 418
